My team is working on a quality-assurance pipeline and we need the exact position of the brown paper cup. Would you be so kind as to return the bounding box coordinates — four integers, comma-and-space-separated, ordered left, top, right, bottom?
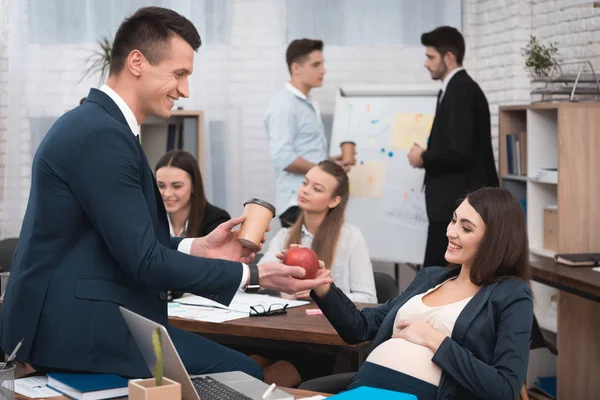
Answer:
340, 141, 356, 164
237, 198, 276, 248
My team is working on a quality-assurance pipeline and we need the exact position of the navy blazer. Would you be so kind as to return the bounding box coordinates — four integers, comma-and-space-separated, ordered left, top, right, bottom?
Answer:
312, 267, 533, 400
0, 89, 243, 377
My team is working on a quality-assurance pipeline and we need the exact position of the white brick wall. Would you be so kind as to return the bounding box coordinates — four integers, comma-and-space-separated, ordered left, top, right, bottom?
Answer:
1, 0, 599, 236
463, 0, 600, 161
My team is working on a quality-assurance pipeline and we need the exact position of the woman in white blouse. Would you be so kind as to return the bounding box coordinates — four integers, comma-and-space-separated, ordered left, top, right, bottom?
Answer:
251, 160, 376, 387
259, 159, 376, 303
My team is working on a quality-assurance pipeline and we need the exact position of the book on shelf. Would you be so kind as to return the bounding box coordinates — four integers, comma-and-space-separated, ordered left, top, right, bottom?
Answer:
532, 168, 557, 183
554, 253, 600, 267
505, 132, 527, 176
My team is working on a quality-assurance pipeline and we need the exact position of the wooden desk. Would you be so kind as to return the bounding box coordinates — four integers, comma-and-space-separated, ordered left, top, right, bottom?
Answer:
16, 387, 330, 399
531, 258, 600, 399
169, 303, 373, 373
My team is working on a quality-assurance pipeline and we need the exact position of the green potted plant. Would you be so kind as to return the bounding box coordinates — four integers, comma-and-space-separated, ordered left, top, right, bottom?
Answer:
521, 35, 560, 77
80, 36, 113, 85
128, 328, 181, 400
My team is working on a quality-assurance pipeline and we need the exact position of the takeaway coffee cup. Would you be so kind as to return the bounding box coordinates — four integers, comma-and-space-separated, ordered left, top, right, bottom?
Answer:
237, 198, 276, 249
340, 141, 356, 164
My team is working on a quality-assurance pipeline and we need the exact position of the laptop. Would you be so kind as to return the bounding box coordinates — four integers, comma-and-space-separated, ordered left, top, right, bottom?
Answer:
120, 307, 293, 400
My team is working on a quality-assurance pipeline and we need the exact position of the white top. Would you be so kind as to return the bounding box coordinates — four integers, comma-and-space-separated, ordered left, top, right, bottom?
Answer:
260, 223, 377, 303
439, 67, 465, 102
167, 214, 189, 237
366, 278, 473, 386
98, 85, 248, 288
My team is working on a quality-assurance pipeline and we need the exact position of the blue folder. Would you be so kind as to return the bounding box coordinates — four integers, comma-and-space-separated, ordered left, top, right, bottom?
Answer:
329, 386, 418, 399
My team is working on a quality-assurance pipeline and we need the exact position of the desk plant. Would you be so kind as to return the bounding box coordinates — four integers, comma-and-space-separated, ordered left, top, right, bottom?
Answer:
80, 36, 112, 85
128, 327, 181, 400
152, 327, 164, 386
522, 35, 559, 77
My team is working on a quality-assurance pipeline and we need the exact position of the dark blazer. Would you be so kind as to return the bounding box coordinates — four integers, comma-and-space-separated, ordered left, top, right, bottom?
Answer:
312, 267, 533, 400
198, 203, 231, 238
0, 89, 243, 377
422, 70, 499, 223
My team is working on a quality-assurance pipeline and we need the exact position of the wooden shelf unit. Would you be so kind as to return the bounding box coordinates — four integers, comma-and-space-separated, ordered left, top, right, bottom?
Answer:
499, 102, 600, 399
140, 109, 204, 175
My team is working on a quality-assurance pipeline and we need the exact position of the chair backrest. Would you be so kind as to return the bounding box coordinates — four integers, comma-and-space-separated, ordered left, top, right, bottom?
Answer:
0, 238, 18, 272
373, 271, 399, 303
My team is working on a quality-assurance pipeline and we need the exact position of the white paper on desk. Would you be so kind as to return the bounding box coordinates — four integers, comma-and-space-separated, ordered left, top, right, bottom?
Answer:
174, 291, 309, 313
301, 396, 327, 400
594, 266, 600, 272
14, 376, 61, 398
168, 303, 248, 323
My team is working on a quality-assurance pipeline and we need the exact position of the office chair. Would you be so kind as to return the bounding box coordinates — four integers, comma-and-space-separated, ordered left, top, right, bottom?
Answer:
373, 272, 399, 303
0, 237, 18, 272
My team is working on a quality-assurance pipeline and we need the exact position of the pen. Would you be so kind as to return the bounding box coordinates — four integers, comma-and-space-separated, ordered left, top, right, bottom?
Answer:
262, 383, 276, 399
2, 338, 24, 370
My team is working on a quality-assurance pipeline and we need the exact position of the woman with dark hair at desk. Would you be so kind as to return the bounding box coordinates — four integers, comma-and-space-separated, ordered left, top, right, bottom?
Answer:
155, 150, 230, 238
156, 150, 231, 300
302, 187, 533, 400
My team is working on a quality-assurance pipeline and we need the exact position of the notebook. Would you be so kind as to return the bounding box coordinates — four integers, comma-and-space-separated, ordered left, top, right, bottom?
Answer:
46, 373, 128, 400
554, 253, 600, 267
329, 386, 417, 399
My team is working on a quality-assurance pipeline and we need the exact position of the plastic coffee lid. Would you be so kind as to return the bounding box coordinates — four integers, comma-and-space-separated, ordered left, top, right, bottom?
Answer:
243, 198, 276, 217
340, 141, 356, 145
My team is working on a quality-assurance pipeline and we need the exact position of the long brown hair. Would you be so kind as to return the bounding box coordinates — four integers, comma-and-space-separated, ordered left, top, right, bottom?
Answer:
155, 150, 207, 238
286, 160, 349, 269
463, 187, 531, 285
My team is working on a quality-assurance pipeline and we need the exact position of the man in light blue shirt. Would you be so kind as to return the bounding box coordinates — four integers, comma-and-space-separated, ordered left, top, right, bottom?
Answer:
265, 39, 352, 227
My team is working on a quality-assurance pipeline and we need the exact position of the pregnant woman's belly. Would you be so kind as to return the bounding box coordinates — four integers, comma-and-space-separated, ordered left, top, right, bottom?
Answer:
366, 338, 442, 386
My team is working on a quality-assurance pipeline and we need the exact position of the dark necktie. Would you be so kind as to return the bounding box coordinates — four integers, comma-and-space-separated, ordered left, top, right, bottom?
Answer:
136, 134, 140, 143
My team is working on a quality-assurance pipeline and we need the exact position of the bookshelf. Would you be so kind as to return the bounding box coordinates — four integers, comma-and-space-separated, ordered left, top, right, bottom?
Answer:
499, 102, 600, 398
140, 110, 204, 175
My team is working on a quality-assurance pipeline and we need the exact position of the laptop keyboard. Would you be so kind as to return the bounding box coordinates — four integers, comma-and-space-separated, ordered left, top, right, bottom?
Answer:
191, 376, 253, 400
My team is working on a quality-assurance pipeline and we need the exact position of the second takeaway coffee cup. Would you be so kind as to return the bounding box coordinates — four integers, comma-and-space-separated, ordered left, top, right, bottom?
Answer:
340, 141, 356, 164
237, 198, 276, 248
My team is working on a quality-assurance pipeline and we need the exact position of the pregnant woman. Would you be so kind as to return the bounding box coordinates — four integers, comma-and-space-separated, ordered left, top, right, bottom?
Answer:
305, 187, 533, 400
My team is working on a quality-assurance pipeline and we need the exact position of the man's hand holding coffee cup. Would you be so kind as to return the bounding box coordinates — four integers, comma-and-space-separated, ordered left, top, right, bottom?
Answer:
329, 154, 354, 173
190, 216, 267, 264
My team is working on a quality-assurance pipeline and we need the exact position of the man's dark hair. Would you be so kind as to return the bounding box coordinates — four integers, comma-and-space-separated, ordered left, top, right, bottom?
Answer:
109, 6, 201, 76
420, 26, 465, 65
286, 39, 324, 73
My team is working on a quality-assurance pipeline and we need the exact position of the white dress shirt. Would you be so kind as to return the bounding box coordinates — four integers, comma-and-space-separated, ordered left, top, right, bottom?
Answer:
259, 223, 377, 303
99, 85, 249, 288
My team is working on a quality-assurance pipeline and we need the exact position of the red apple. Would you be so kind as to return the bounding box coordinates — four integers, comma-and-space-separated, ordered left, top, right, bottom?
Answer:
282, 247, 320, 280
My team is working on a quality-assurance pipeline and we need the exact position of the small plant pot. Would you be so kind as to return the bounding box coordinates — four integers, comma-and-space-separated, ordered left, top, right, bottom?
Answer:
128, 377, 181, 400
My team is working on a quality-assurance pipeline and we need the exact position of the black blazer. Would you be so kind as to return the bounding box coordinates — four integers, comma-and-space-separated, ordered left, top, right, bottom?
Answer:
422, 70, 499, 223
0, 89, 243, 377
312, 267, 533, 400
198, 203, 231, 237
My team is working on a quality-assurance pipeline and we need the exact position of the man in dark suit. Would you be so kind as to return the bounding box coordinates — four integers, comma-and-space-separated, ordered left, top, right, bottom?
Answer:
408, 26, 499, 268
0, 7, 332, 379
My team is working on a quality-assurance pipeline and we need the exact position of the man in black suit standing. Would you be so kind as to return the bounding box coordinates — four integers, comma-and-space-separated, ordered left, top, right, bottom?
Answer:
407, 26, 499, 268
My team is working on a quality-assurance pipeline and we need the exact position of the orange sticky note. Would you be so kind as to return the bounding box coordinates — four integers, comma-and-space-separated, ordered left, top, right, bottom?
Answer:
404, 192, 408, 199
369, 176, 373, 183
366, 104, 371, 112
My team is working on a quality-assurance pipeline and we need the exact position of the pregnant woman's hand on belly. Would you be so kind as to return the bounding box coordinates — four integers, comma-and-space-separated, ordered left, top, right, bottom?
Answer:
393, 320, 448, 352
